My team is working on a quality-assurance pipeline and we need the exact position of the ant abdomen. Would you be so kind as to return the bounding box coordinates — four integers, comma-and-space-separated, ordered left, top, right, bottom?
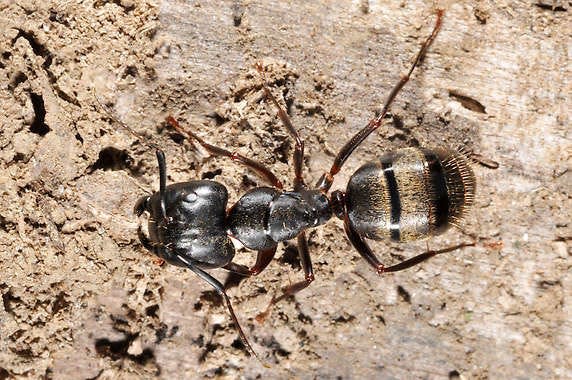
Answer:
345, 147, 476, 242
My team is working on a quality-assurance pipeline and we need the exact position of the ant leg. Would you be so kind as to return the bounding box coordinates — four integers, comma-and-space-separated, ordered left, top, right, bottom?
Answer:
138, 226, 168, 265
134, 195, 150, 217
390, 243, 475, 272
276, 232, 314, 299
262, 232, 314, 315
343, 215, 474, 273
223, 246, 277, 276
223, 262, 251, 276
249, 246, 277, 275
137, 226, 156, 253
317, 10, 444, 192
167, 116, 283, 189
175, 254, 259, 359
255, 63, 306, 190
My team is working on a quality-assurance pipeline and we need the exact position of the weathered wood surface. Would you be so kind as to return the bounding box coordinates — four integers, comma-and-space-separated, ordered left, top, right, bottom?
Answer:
0, 0, 570, 378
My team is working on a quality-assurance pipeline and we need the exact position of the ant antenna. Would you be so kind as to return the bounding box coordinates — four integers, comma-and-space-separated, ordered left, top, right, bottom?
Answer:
91, 87, 161, 152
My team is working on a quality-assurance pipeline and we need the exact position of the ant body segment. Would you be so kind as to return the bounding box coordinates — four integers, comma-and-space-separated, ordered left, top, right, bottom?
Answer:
134, 10, 494, 357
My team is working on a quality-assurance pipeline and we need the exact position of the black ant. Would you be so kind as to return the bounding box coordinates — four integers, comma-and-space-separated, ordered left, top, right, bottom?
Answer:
134, 10, 495, 358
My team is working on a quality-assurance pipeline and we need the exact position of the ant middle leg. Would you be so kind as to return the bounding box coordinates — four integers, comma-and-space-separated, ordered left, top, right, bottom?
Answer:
317, 10, 444, 192
255, 63, 306, 191
343, 215, 475, 274
256, 232, 314, 322
166, 116, 284, 189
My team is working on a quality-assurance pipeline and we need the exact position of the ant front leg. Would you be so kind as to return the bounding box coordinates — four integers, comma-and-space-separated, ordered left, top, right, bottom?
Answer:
175, 254, 259, 359
166, 116, 284, 189
343, 215, 475, 274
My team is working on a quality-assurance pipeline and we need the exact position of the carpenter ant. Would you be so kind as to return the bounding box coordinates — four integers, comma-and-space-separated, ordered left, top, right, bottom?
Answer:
134, 10, 495, 357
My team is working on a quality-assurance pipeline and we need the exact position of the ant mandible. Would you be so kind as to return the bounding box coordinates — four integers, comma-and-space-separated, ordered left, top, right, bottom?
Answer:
135, 10, 491, 358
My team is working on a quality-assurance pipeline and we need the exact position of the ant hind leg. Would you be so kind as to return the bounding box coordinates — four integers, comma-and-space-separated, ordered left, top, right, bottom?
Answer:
317, 10, 444, 192
343, 215, 475, 274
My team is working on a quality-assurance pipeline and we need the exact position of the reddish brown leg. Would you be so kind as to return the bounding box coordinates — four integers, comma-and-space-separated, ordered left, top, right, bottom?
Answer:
249, 246, 278, 275
255, 63, 306, 191
317, 10, 444, 192
343, 215, 475, 274
223, 247, 277, 276
250, 67, 316, 318
166, 116, 284, 189
256, 232, 314, 322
